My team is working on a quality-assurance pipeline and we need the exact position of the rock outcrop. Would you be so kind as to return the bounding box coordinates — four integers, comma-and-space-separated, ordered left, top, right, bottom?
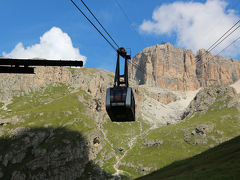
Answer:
0, 67, 113, 110
182, 84, 240, 119
129, 43, 240, 91
0, 66, 72, 103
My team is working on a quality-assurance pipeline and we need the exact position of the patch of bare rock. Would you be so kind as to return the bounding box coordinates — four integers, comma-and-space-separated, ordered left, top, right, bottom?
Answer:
182, 84, 240, 119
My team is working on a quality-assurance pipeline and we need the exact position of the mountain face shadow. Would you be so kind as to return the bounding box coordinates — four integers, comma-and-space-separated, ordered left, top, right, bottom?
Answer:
0, 127, 115, 180
136, 135, 240, 180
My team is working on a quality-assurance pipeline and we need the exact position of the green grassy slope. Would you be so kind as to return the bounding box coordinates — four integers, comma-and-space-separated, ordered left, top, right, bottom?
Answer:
1, 84, 95, 134
0, 83, 106, 179
0, 70, 145, 179
119, 90, 240, 178
137, 135, 240, 180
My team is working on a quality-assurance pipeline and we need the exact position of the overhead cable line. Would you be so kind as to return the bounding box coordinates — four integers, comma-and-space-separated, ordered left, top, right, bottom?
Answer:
70, 0, 118, 51
114, 0, 143, 42
193, 33, 240, 79
207, 35, 240, 62
79, 0, 119, 49
206, 19, 240, 52
196, 20, 240, 64
199, 35, 240, 66
195, 26, 240, 71
202, 0, 240, 43
195, 35, 240, 79
191, 19, 240, 65
114, 0, 132, 26
206, 24, 240, 53
216, 35, 240, 56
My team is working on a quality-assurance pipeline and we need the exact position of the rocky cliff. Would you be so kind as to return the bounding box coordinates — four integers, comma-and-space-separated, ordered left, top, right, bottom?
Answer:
0, 67, 113, 110
129, 43, 240, 91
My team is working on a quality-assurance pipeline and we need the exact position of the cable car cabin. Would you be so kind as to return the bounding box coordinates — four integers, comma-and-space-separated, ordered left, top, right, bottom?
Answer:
106, 47, 135, 122
106, 86, 135, 122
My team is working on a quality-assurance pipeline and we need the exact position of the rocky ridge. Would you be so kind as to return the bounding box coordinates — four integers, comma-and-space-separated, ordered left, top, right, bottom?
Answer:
0, 66, 197, 126
0, 67, 113, 111
129, 43, 240, 91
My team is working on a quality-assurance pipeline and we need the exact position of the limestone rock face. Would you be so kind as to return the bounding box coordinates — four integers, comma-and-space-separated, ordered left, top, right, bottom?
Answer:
129, 43, 240, 91
0, 66, 72, 103
0, 67, 113, 111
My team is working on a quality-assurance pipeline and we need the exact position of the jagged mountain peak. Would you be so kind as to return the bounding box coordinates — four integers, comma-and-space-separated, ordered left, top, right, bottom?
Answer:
129, 43, 240, 91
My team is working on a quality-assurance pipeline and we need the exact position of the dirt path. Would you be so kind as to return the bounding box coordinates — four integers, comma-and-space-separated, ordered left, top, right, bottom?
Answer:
112, 120, 154, 178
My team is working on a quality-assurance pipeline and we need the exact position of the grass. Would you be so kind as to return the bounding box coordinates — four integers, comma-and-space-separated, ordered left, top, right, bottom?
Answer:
1, 83, 95, 136
102, 156, 117, 174
0, 82, 119, 177
6, 84, 71, 114
0, 83, 106, 178
137, 135, 240, 180
119, 93, 240, 178
103, 120, 141, 151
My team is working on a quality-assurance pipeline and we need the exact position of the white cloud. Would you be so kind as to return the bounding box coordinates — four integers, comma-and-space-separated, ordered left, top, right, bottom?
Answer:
2, 27, 86, 64
140, 0, 240, 58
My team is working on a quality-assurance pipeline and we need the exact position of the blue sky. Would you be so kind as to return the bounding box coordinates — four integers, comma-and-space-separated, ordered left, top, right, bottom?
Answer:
1, 0, 240, 72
